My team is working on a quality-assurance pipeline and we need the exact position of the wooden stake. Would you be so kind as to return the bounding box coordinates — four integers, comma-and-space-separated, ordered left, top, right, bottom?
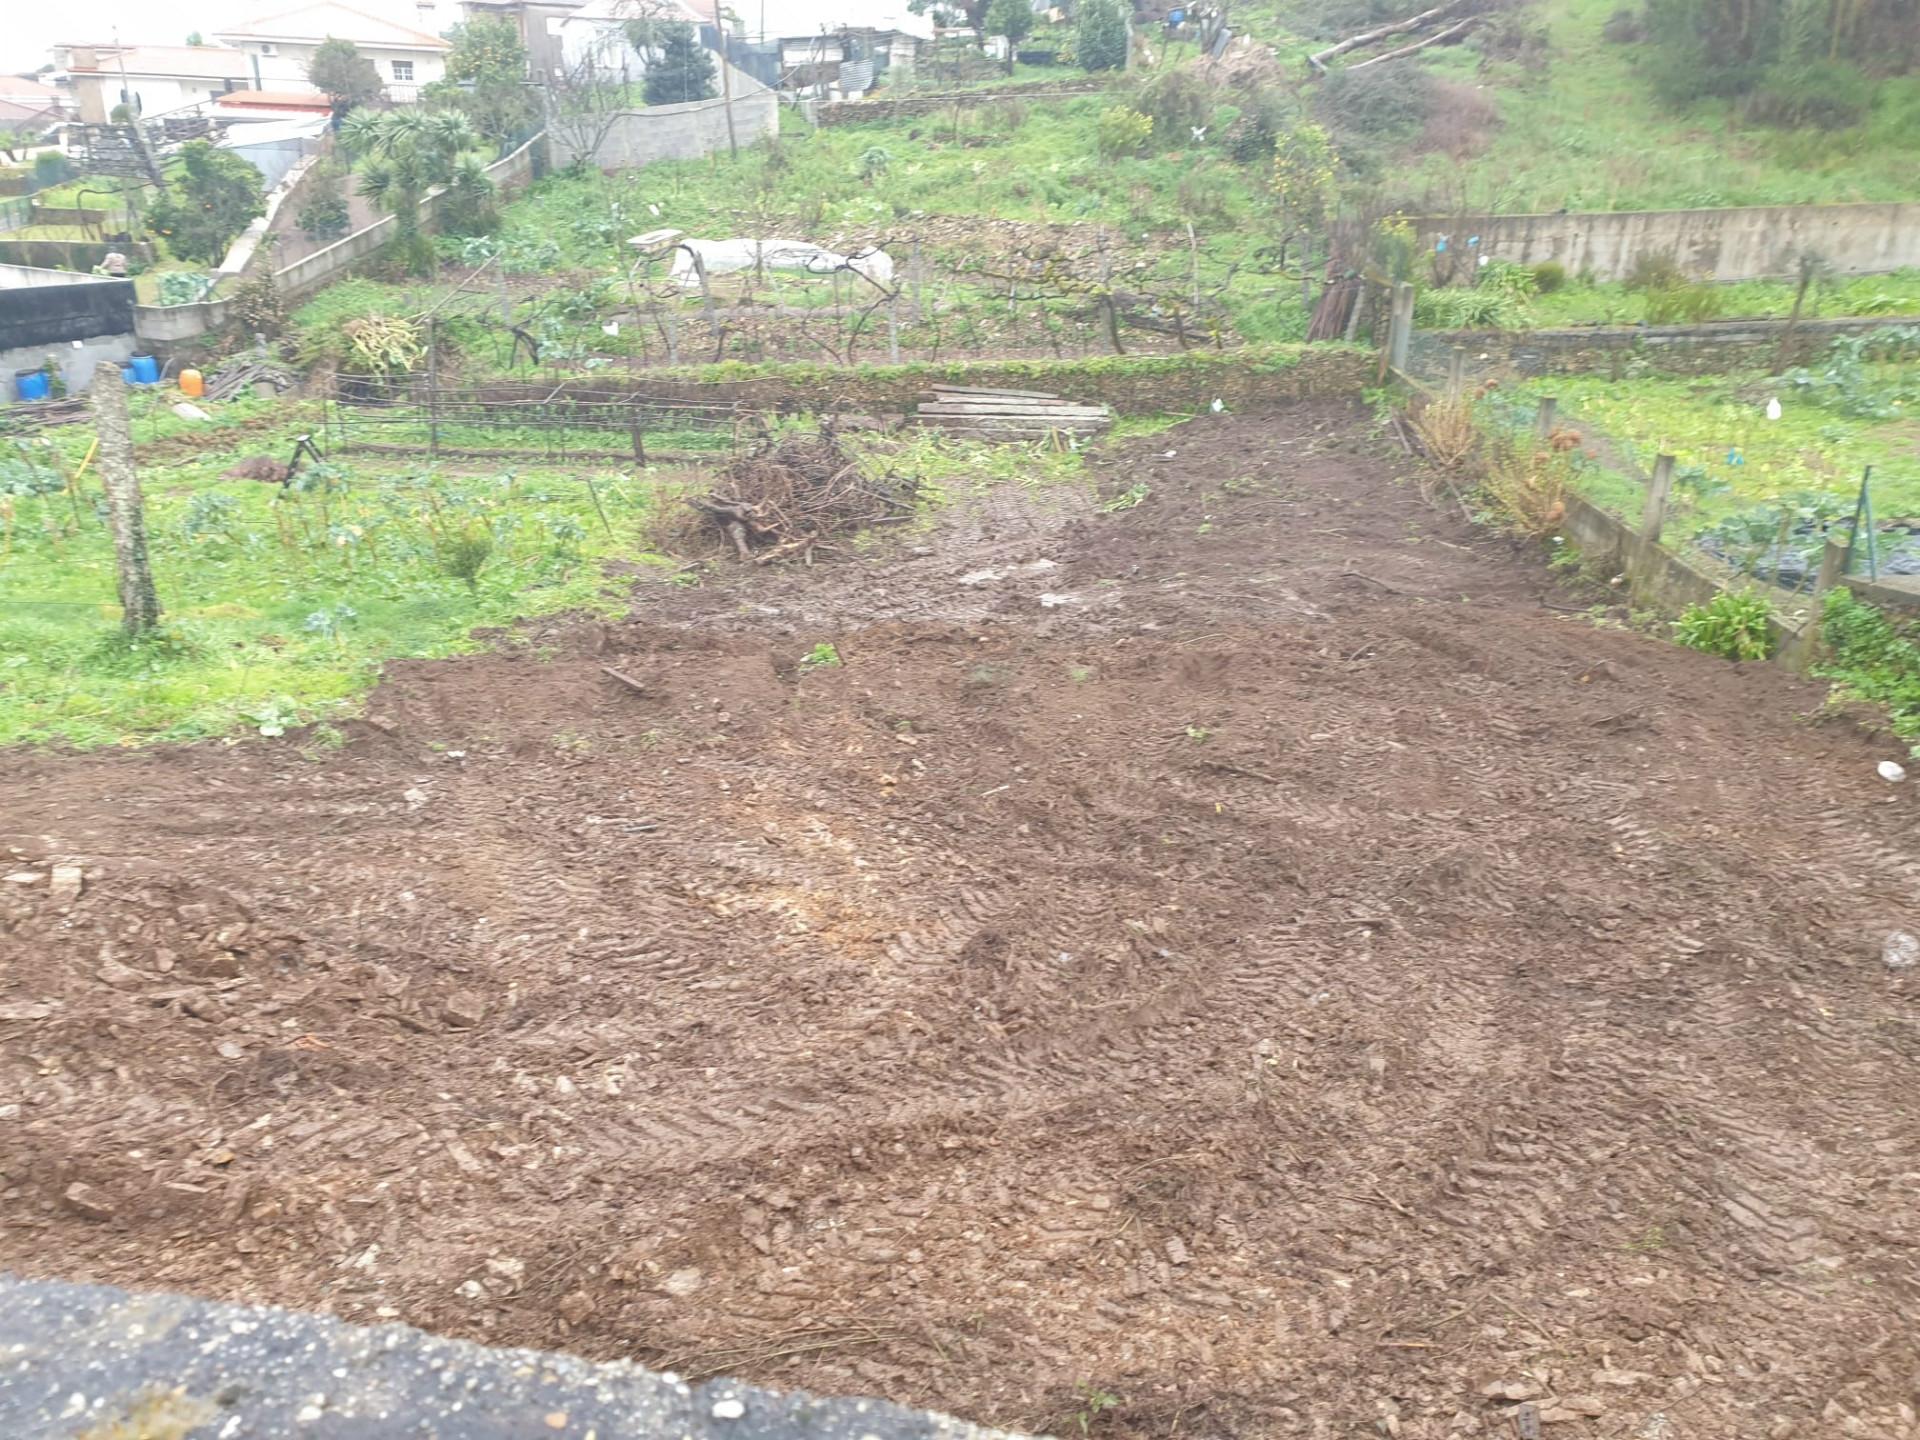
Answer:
88, 362, 161, 636
1640, 453, 1676, 544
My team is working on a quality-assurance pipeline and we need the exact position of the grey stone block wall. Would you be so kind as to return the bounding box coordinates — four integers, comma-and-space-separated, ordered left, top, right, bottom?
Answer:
0, 1275, 1031, 1440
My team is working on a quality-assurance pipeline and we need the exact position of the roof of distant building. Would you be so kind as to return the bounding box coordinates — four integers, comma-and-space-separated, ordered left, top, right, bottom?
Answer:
214, 88, 335, 111
63, 45, 255, 80
217, 0, 452, 49
562, 0, 710, 26
0, 97, 64, 122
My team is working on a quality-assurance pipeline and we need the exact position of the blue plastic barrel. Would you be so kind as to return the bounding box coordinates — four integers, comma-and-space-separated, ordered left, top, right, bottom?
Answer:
14, 369, 50, 401
121, 365, 139, 385
129, 354, 160, 384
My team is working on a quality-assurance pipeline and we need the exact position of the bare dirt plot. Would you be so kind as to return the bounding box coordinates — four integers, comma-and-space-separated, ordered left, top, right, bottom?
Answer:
4, 404, 1920, 1440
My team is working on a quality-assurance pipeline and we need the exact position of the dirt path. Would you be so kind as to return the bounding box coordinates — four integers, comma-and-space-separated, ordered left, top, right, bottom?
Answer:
5, 405, 1919, 1439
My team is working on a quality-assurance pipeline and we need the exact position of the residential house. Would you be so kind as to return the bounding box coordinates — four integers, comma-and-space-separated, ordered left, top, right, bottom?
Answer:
212, 1, 453, 100
554, 0, 713, 80
456, 0, 589, 83
0, 76, 77, 129
59, 44, 253, 123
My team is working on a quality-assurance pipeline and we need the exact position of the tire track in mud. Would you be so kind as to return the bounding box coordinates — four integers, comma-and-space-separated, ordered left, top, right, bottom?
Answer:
8, 406, 1920, 1438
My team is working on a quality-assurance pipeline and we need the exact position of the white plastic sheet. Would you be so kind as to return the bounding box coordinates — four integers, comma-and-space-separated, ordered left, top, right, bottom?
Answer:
666, 238, 894, 290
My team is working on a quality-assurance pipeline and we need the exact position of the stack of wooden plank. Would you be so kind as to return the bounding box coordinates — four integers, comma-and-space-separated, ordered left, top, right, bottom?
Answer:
913, 385, 1112, 443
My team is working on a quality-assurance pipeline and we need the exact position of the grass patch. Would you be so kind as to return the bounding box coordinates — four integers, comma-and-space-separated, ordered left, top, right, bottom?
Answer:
1501, 368, 1920, 537
0, 416, 659, 747
1390, 0, 1920, 212
1819, 587, 1920, 742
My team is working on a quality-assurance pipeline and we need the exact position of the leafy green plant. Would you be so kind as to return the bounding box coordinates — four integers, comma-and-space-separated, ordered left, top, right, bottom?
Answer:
1674, 589, 1774, 662
156, 271, 214, 306
1098, 481, 1150, 512
1818, 588, 1920, 739
1075, 0, 1128, 71
1531, 261, 1568, 293
150, 140, 266, 264
800, 641, 842, 670
1095, 106, 1152, 159
438, 520, 495, 590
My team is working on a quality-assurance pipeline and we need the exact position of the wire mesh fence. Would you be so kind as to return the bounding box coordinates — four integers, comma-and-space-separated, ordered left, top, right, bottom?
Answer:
324, 374, 755, 464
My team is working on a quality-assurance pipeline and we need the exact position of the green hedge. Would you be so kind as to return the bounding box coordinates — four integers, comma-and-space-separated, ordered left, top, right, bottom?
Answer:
515, 345, 1371, 415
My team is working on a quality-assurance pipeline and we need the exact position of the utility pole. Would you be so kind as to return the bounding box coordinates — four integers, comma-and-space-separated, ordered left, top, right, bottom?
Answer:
89, 362, 162, 636
716, 0, 738, 158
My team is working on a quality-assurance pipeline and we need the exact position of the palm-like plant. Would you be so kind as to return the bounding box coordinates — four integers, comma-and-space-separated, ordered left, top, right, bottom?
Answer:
342, 110, 494, 273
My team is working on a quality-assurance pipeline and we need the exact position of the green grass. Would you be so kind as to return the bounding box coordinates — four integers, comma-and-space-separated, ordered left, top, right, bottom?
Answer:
1523, 269, 1920, 327
1500, 368, 1920, 537
1394, 0, 1920, 212
0, 411, 659, 746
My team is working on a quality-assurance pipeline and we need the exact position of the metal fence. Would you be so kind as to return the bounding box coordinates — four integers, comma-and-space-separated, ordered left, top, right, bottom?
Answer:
324, 374, 754, 464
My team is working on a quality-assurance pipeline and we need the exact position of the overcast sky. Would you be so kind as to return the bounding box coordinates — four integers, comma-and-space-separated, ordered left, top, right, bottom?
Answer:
1, 0, 436, 76
6, 0, 936, 75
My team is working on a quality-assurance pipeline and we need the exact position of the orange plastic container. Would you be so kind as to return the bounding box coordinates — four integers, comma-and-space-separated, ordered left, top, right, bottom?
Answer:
179, 368, 205, 398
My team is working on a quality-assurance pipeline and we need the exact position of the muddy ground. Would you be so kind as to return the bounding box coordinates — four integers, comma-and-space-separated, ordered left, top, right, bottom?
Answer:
4, 405, 1919, 1439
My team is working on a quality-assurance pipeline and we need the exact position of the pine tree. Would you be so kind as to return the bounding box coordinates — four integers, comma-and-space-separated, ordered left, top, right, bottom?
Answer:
1076, 0, 1129, 72
643, 24, 718, 106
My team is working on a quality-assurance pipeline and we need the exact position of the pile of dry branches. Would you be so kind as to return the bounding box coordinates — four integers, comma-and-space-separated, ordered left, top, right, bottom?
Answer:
683, 425, 918, 565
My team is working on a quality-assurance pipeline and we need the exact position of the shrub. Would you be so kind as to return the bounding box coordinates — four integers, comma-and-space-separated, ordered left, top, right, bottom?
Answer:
296, 159, 351, 241
1076, 0, 1130, 72
1531, 260, 1568, 293
1415, 285, 1526, 330
1131, 67, 1213, 144
1643, 281, 1723, 324
1602, 6, 1645, 42
1478, 434, 1571, 539
1411, 78, 1498, 157
150, 140, 265, 264
1622, 250, 1687, 292
438, 521, 494, 590
1740, 60, 1872, 131
32, 152, 70, 188
1315, 64, 1433, 142
1096, 106, 1153, 159
1674, 590, 1774, 662
1472, 12, 1552, 70
230, 271, 287, 340
1819, 588, 1920, 736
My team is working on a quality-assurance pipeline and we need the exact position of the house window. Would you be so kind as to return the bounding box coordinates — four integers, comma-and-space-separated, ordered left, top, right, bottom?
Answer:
391, 59, 414, 80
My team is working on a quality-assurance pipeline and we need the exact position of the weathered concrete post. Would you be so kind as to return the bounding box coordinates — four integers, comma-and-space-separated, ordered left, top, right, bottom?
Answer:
1640, 453, 1677, 545
1387, 281, 1414, 374
88, 362, 161, 637
1447, 345, 1467, 400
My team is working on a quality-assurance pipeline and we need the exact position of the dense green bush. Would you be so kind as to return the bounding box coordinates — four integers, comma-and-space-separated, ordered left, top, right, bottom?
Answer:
1674, 589, 1774, 661
1076, 0, 1129, 72
1531, 260, 1568, 293
1095, 106, 1153, 158
1819, 588, 1920, 737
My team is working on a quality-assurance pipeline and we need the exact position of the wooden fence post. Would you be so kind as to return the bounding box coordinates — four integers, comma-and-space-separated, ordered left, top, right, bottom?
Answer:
1640, 453, 1676, 545
88, 362, 161, 636
1447, 344, 1467, 400
1534, 395, 1558, 441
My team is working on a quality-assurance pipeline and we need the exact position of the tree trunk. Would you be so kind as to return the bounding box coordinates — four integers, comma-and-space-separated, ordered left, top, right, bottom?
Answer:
89, 362, 162, 637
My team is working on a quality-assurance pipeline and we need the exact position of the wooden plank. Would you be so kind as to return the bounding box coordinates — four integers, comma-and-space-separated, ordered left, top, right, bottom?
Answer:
927, 383, 1063, 399
917, 403, 1111, 417
916, 416, 1110, 430
919, 394, 1092, 408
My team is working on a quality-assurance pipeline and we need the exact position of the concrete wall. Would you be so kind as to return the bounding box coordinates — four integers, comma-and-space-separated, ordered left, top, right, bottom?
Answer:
1413, 202, 1920, 284
549, 66, 778, 170
2, 331, 139, 397
0, 263, 135, 349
